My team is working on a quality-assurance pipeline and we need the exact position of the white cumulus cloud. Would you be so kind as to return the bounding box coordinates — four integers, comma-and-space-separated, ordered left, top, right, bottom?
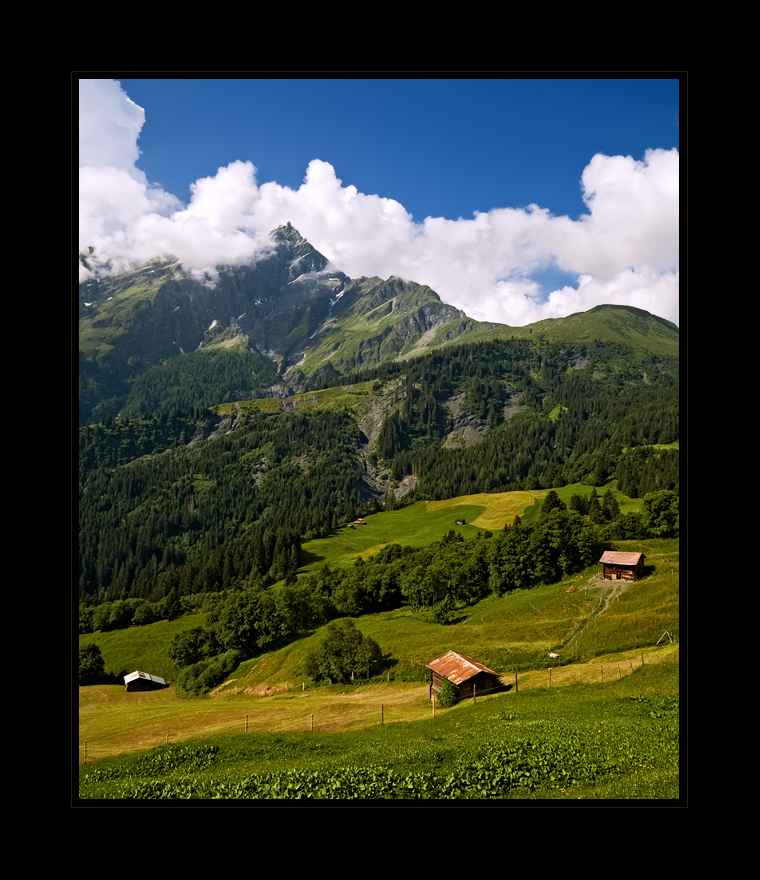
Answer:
78, 79, 679, 326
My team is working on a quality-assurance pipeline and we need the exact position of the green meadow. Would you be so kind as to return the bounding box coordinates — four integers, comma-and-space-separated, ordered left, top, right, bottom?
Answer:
78, 659, 679, 800
78, 613, 208, 685
299, 493, 539, 571
78, 488, 680, 800
215, 380, 379, 418
299, 481, 640, 572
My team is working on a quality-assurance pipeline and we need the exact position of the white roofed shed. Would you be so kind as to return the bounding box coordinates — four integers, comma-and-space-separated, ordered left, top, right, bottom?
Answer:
124, 670, 168, 691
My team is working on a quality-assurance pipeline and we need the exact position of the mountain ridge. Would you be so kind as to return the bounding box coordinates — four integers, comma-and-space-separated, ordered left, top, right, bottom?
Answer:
79, 224, 678, 424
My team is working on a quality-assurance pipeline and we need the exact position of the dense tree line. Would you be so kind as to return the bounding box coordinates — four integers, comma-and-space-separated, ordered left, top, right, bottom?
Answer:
79, 407, 366, 604
119, 347, 280, 418
615, 446, 679, 497
79, 407, 213, 471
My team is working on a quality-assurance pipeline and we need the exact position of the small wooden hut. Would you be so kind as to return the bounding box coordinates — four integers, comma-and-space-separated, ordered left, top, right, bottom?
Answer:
426, 650, 503, 703
124, 670, 168, 692
599, 551, 646, 582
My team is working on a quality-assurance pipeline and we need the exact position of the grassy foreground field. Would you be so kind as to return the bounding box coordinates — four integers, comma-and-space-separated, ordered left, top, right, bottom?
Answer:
78, 640, 678, 759
78, 489, 680, 800
78, 660, 679, 800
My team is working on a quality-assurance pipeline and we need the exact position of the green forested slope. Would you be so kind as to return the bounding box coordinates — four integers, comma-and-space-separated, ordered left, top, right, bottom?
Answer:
79, 336, 677, 613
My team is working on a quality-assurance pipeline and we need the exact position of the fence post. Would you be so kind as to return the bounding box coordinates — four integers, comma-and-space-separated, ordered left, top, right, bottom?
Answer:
245, 714, 248, 733
311, 713, 314, 732
84, 740, 87, 765
515, 671, 518, 693
382, 704, 384, 725
549, 667, 552, 688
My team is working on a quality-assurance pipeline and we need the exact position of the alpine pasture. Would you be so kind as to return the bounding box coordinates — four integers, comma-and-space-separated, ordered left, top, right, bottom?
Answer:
78, 487, 680, 800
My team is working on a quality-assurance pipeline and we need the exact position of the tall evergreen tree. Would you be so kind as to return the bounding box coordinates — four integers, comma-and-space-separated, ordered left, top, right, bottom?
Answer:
539, 490, 566, 518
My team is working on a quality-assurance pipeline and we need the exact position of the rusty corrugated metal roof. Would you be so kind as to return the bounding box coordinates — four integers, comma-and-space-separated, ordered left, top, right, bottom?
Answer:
425, 651, 498, 685
599, 551, 645, 565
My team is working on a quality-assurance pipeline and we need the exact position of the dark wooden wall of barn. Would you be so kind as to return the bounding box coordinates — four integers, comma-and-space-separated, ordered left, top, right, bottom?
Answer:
430, 671, 503, 702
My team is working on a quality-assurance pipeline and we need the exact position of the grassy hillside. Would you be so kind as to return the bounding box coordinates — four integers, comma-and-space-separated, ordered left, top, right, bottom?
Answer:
78, 482, 679, 799
78, 613, 208, 684
234, 537, 678, 690
214, 380, 379, 418
299, 481, 642, 571
78, 658, 679, 799
298, 492, 540, 571
79, 488, 677, 691
79, 525, 678, 773
500, 304, 680, 357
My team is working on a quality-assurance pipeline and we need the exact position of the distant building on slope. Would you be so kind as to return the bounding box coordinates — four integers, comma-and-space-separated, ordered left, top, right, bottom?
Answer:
599, 551, 646, 582
124, 670, 168, 692
426, 650, 504, 704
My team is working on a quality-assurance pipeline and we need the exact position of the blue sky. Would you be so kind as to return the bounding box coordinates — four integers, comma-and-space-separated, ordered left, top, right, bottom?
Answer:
79, 77, 680, 326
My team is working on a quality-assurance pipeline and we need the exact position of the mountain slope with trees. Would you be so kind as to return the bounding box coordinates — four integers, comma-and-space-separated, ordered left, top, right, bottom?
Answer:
78, 224, 679, 701
79, 334, 678, 609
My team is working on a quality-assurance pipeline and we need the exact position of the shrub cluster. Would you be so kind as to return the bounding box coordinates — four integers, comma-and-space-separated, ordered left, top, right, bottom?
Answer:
304, 619, 383, 684
436, 678, 458, 708
175, 650, 244, 697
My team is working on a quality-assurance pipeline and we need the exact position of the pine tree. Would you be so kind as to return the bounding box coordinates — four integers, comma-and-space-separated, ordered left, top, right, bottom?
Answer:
569, 493, 588, 516
587, 490, 605, 524
601, 489, 621, 521
539, 490, 566, 518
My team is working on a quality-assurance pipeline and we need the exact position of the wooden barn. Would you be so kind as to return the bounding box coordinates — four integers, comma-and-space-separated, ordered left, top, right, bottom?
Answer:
426, 651, 503, 703
124, 670, 168, 692
599, 551, 646, 582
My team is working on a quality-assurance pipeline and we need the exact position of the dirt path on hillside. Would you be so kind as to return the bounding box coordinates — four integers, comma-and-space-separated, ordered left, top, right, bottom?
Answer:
586, 574, 631, 614
564, 574, 633, 649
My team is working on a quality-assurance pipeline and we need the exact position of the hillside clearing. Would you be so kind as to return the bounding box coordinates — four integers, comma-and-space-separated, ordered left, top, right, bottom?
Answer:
298, 490, 546, 572
426, 491, 544, 530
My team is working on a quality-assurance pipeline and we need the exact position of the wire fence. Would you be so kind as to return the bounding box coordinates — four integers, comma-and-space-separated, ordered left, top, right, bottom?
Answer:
79, 643, 679, 765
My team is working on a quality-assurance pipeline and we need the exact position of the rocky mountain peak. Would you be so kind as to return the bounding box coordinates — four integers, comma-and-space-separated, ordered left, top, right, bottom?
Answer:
270, 222, 306, 246
269, 223, 329, 280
